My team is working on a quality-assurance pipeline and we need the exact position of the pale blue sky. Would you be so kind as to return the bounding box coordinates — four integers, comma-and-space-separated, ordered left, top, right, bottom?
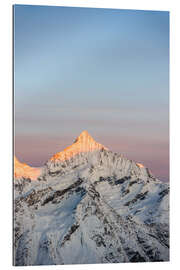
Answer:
14, 5, 169, 181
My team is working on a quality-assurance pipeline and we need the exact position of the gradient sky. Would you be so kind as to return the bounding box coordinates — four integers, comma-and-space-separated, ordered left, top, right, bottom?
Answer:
14, 5, 169, 181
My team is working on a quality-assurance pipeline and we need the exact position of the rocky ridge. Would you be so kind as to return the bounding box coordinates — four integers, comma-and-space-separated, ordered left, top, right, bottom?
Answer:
14, 156, 41, 181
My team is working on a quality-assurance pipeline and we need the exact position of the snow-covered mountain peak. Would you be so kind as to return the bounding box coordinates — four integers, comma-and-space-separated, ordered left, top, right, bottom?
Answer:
14, 134, 169, 265
14, 156, 41, 180
50, 130, 108, 163
74, 130, 96, 143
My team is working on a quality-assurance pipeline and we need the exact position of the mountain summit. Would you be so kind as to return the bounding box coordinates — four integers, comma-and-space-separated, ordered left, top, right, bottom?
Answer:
14, 156, 41, 180
50, 130, 108, 162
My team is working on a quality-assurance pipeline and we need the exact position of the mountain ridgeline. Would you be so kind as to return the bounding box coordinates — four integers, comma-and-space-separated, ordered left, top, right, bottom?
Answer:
13, 131, 169, 265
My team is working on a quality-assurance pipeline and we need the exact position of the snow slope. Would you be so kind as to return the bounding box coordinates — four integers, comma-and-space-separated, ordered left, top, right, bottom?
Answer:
14, 156, 42, 180
13, 132, 169, 265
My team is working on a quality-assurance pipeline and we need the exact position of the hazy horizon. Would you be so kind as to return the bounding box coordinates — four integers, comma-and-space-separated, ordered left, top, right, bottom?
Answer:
14, 5, 169, 181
